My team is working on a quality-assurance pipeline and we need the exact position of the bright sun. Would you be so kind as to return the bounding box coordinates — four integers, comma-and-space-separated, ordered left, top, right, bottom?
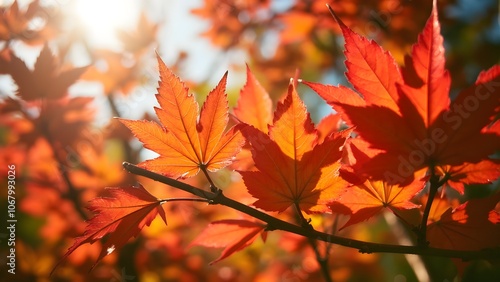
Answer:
74, 0, 139, 48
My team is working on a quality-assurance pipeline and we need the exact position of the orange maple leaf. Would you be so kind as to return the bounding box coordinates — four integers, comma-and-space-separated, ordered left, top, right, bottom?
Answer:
117, 12, 158, 53
329, 169, 425, 230
304, 2, 500, 188
55, 184, 166, 272
189, 219, 267, 264
121, 55, 245, 178
81, 50, 140, 95
231, 65, 273, 170
233, 65, 273, 134
1, 44, 87, 100
279, 11, 317, 44
239, 81, 351, 213
0, 0, 53, 44
316, 113, 342, 144
2, 96, 94, 150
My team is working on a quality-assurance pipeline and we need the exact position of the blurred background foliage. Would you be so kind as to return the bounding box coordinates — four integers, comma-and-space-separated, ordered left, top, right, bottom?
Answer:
0, 0, 499, 281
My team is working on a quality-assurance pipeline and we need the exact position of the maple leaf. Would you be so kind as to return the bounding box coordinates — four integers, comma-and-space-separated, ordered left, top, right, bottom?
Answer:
117, 12, 158, 53
233, 65, 273, 134
1, 44, 87, 101
55, 184, 166, 272
436, 160, 500, 194
120, 55, 245, 178
36, 97, 94, 147
316, 113, 342, 144
329, 169, 425, 230
189, 219, 267, 264
303, 2, 500, 188
279, 11, 317, 44
80, 50, 139, 95
4, 96, 94, 150
239, 81, 351, 213
231, 65, 273, 170
191, 0, 270, 49
427, 193, 500, 251
0, 0, 52, 44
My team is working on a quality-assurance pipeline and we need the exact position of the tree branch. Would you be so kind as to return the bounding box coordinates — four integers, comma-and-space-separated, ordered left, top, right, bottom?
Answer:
123, 162, 500, 261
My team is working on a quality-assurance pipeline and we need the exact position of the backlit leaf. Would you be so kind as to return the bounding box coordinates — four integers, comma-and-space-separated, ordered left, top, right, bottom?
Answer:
2, 44, 87, 101
121, 55, 245, 178
239, 82, 350, 213
427, 193, 500, 251
329, 170, 425, 230
304, 2, 500, 188
56, 184, 166, 271
189, 219, 266, 264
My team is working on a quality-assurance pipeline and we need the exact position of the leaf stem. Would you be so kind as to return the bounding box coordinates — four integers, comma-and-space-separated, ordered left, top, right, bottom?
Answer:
200, 165, 218, 193
123, 162, 500, 260
417, 169, 449, 247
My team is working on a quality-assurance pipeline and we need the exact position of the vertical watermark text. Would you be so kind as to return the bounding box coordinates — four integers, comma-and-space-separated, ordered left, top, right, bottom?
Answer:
6, 164, 17, 275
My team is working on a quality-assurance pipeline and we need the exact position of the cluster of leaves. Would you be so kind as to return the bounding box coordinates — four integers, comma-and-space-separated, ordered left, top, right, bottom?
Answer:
0, 1, 207, 281
60, 0, 500, 280
1, 0, 499, 281
192, 0, 500, 95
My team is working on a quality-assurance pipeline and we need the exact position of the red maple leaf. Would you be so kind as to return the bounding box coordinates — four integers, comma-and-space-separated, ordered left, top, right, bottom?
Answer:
303, 2, 500, 189
427, 193, 500, 251
55, 184, 166, 272
189, 219, 267, 264
239, 81, 351, 213
329, 169, 425, 230
436, 160, 500, 194
1, 44, 87, 101
120, 54, 245, 178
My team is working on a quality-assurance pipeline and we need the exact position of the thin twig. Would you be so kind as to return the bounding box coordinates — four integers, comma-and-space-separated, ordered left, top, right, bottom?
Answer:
160, 197, 211, 204
200, 165, 218, 193
123, 162, 500, 260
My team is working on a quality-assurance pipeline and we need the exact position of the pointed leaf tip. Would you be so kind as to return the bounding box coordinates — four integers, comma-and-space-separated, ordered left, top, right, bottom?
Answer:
325, 3, 346, 29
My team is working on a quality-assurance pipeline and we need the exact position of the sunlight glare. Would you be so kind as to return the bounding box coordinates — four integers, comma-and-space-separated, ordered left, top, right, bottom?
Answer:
74, 0, 138, 48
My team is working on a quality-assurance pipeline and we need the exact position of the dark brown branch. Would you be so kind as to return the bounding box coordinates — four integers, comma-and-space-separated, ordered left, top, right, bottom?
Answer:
123, 162, 500, 261
160, 198, 211, 204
